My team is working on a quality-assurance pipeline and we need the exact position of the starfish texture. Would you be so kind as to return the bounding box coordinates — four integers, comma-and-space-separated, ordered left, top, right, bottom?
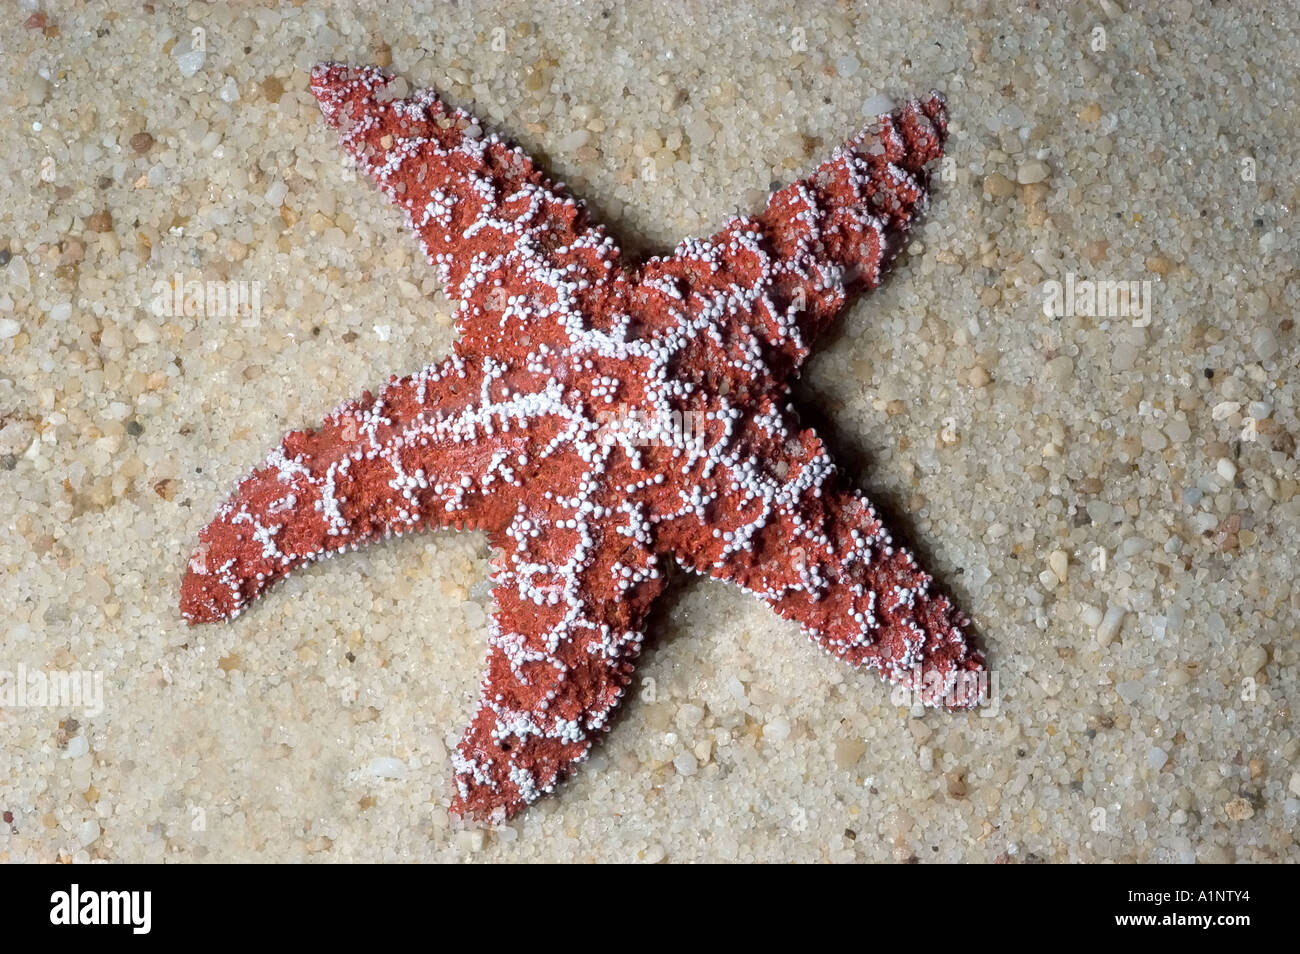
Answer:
181, 63, 984, 821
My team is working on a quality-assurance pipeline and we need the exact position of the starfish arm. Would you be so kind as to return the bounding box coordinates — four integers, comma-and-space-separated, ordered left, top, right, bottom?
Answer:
641, 93, 946, 390
181, 354, 519, 623
450, 484, 667, 820
310, 63, 632, 353
655, 398, 983, 708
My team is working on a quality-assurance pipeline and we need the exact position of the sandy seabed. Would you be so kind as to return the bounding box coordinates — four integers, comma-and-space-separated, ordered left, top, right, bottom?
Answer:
0, 0, 1296, 862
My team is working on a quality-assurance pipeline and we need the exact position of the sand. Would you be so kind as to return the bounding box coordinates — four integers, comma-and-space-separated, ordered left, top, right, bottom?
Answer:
0, 0, 1296, 862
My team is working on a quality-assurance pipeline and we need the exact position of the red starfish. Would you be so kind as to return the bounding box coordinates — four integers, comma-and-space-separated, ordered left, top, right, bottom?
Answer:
181, 64, 984, 821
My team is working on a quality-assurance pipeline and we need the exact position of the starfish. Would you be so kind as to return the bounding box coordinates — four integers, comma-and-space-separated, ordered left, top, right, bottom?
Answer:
181, 63, 984, 821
